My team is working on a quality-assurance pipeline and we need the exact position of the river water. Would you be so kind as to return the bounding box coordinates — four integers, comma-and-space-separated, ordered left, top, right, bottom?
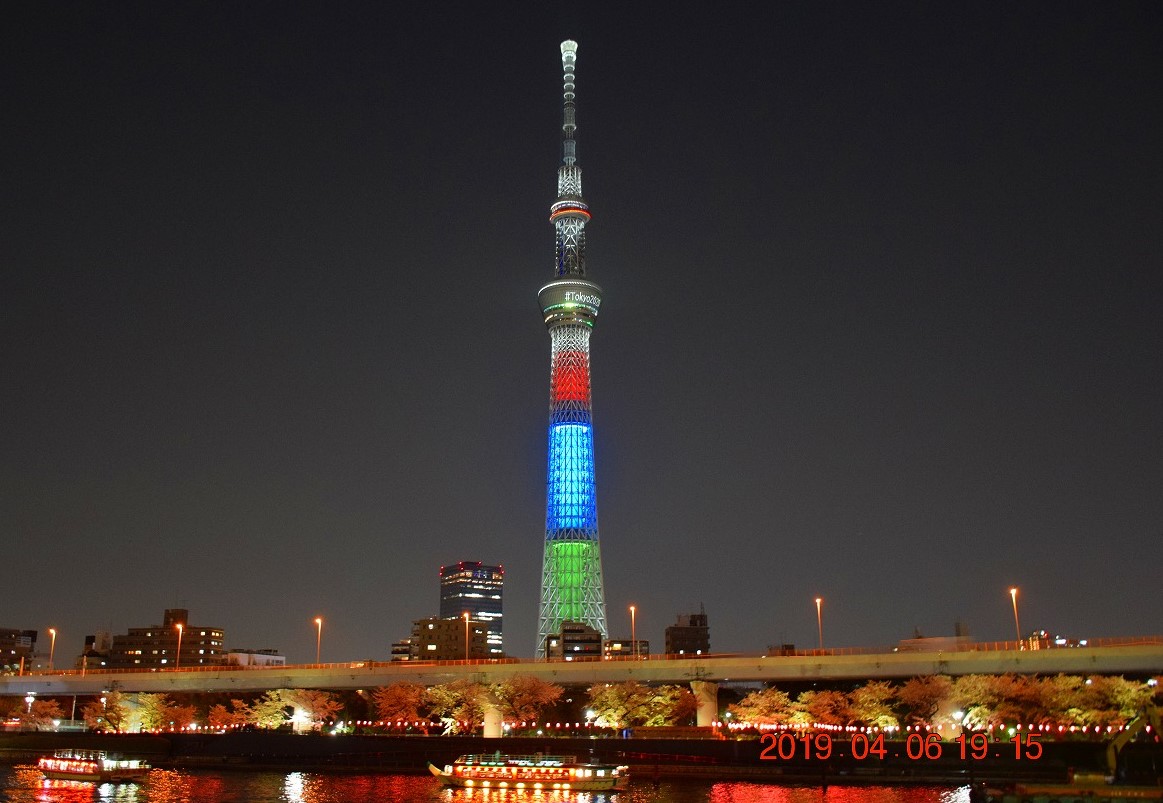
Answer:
0, 766, 974, 803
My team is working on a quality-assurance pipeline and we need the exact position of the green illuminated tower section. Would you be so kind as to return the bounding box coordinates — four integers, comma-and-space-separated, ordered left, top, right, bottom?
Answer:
536, 40, 607, 657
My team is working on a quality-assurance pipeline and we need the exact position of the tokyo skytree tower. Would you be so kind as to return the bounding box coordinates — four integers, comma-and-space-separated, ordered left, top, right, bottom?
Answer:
536, 40, 608, 656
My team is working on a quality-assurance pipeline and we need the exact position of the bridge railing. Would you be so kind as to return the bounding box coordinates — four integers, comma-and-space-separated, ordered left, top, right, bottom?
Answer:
22, 656, 525, 678
752, 635, 1163, 658
18, 635, 1162, 678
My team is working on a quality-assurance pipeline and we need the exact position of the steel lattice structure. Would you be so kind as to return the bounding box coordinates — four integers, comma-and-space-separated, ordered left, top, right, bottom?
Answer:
536, 41, 607, 656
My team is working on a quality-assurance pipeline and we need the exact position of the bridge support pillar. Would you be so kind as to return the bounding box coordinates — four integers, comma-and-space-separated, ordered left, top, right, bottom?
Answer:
482, 698, 503, 738
690, 680, 718, 728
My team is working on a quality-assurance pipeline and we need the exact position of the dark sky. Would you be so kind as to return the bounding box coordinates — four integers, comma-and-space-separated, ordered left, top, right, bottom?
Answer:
4, 3, 1161, 663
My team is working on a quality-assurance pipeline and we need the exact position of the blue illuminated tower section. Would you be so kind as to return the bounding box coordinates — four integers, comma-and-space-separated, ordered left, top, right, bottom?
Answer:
536, 40, 607, 657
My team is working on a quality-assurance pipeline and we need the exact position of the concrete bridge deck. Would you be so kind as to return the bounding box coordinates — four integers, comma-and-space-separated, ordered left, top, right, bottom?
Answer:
4, 638, 1161, 697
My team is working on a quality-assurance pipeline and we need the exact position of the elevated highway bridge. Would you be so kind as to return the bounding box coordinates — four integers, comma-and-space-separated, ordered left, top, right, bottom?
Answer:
4, 637, 1161, 699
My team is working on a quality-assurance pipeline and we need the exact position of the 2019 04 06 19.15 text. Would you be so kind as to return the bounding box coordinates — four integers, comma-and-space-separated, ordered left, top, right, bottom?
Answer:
758, 732, 1043, 762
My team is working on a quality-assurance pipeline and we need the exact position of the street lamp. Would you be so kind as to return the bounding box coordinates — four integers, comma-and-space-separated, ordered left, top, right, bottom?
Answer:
464, 612, 471, 660
1009, 588, 1022, 644
315, 617, 323, 664
815, 598, 824, 650
629, 605, 637, 659
174, 623, 184, 669
48, 628, 57, 670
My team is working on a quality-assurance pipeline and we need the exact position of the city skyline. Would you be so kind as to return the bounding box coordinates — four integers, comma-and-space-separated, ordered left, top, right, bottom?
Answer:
4, 4, 1161, 663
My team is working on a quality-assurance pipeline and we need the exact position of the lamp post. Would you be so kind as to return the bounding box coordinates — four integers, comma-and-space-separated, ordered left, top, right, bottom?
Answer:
464, 612, 471, 660
315, 617, 323, 664
815, 598, 823, 650
1009, 588, 1022, 644
48, 628, 57, 670
174, 623, 183, 669
627, 605, 637, 659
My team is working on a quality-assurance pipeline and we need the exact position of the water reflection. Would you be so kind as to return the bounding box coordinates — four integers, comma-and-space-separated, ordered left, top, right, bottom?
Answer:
277, 773, 449, 802
8, 765, 146, 802
0, 766, 972, 803
708, 785, 971, 803
1, 767, 447, 803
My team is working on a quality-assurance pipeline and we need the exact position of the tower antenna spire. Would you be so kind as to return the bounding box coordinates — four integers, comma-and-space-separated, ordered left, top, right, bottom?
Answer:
549, 40, 590, 278
560, 40, 578, 166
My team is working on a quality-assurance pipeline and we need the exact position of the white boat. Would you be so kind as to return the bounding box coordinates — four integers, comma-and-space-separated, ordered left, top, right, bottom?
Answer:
429, 752, 629, 791
38, 749, 150, 783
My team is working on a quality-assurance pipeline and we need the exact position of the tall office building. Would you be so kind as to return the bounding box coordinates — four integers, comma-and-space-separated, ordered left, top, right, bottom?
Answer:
439, 561, 503, 655
536, 40, 608, 656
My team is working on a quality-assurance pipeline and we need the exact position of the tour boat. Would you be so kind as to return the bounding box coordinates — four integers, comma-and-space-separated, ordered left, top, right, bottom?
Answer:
38, 749, 150, 783
429, 753, 630, 791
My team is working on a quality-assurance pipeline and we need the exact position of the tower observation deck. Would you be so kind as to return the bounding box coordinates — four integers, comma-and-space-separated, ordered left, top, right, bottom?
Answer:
536, 40, 607, 657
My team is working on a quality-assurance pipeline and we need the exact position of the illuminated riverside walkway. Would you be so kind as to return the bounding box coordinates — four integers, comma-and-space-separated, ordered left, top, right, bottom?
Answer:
4, 637, 1161, 698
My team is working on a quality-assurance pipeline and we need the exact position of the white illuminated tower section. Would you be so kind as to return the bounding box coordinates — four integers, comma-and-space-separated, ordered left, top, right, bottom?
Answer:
536, 40, 607, 657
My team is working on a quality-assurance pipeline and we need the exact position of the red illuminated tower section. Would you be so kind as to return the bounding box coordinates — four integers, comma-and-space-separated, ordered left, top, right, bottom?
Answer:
536, 40, 607, 657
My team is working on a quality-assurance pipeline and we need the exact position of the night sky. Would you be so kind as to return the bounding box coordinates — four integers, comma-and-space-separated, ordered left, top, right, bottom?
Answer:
5, 4, 1161, 664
